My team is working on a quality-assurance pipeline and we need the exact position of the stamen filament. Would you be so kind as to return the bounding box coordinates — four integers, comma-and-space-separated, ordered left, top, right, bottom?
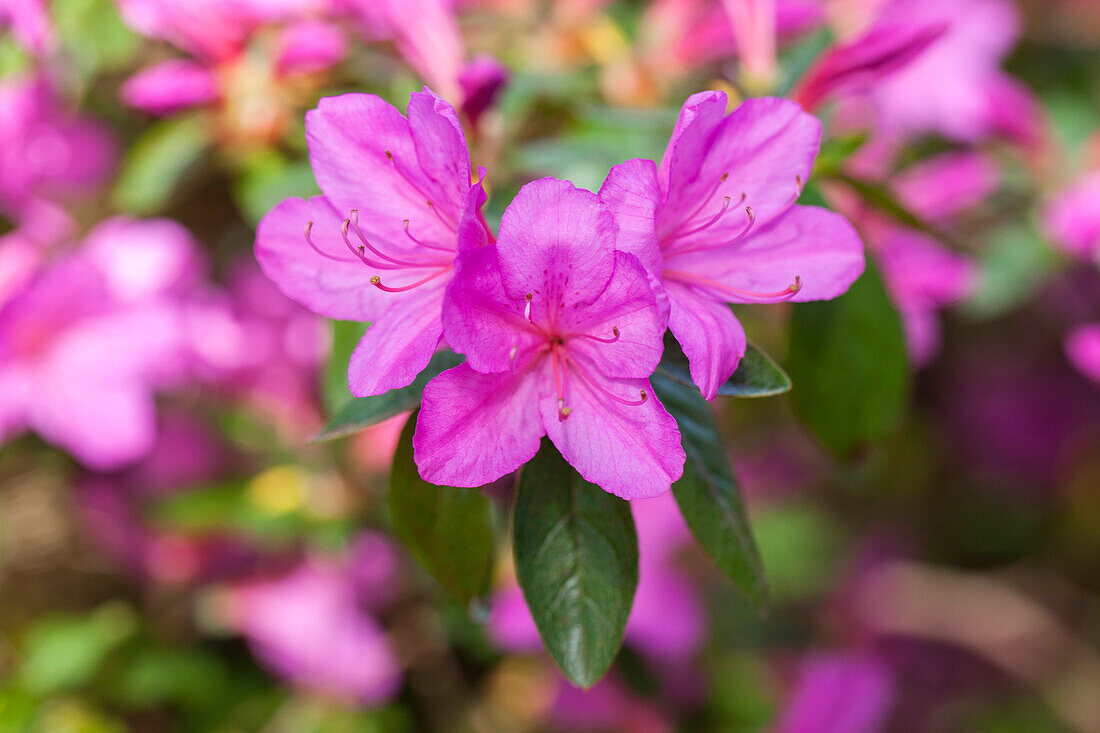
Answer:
524, 293, 533, 322
304, 221, 359, 263
565, 354, 648, 407
665, 206, 756, 258
402, 219, 453, 253
664, 172, 730, 240
350, 211, 447, 269
370, 268, 451, 293
568, 326, 620, 344
664, 270, 803, 303
551, 342, 570, 420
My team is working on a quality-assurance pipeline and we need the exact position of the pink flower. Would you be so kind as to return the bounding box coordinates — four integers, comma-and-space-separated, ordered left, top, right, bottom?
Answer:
1044, 171, 1100, 260
117, 0, 346, 138
0, 0, 52, 54
771, 653, 895, 733
0, 218, 200, 469
1067, 324, 1100, 385
601, 91, 865, 401
489, 492, 705, 660
413, 178, 684, 499
833, 0, 1038, 144
0, 75, 116, 243
255, 88, 491, 397
341, 0, 508, 123
183, 259, 328, 433
227, 535, 403, 704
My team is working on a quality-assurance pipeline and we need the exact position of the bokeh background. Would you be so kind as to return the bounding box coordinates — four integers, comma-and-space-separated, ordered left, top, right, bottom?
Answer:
2, 0, 1100, 731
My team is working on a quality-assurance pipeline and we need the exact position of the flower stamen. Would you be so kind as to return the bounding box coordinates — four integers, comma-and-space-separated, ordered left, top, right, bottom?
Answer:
664, 270, 803, 303
370, 268, 450, 293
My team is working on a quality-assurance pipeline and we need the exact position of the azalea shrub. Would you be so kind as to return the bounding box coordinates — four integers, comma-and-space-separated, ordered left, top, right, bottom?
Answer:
2, 0, 1100, 731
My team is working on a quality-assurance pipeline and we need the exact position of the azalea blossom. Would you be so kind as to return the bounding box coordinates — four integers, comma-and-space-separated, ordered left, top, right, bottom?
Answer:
829, 0, 1040, 145
772, 653, 895, 733
0, 0, 51, 54
0, 74, 116, 244
226, 534, 403, 704
117, 0, 346, 143
0, 218, 201, 469
600, 91, 865, 401
255, 88, 491, 397
414, 178, 684, 499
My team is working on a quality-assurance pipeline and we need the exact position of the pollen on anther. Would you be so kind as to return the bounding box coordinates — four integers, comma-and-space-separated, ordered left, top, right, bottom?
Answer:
370, 275, 381, 285
384, 150, 393, 160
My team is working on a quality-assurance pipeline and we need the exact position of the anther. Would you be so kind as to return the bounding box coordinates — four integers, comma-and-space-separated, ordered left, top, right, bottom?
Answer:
303, 221, 357, 263
508, 345, 518, 370
524, 292, 533, 322
370, 269, 450, 293
558, 399, 572, 421
384, 150, 393, 161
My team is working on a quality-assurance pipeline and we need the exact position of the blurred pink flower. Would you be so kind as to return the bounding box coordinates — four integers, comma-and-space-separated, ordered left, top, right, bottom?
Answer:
489, 492, 705, 663
601, 90, 864, 400
255, 88, 491, 397
227, 534, 403, 704
833, 0, 1039, 145
340, 0, 508, 122
117, 0, 346, 139
549, 674, 673, 733
1044, 171, 1100, 260
0, 74, 116, 243
183, 259, 328, 432
0, 217, 201, 469
0, 0, 52, 53
1066, 324, 1100, 385
771, 653, 895, 733
415, 178, 683, 499
77, 414, 265, 584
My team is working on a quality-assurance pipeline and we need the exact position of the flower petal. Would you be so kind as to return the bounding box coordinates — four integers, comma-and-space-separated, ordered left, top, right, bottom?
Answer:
565, 251, 668, 380
543, 374, 684, 499
347, 283, 446, 397
1067, 324, 1100, 385
599, 157, 664, 275
666, 283, 747, 401
255, 196, 389, 321
120, 59, 219, 115
659, 95, 821, 242
496, 178, 617, 316
414, 363, 546, 487
666, 205, 865, 304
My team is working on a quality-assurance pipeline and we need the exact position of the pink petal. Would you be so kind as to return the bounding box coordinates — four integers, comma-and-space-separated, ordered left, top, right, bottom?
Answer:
496, 178, 617, 314
32, 381, 157, 470
305, 92, 461, 254
255, 196, 390, 321
120, 59, 219, 115
276, 20, 347, 76
442, 245, 545, 374
893, 151, 999, 223
414, 363, 546, 487
1043, 172, 1100, 260
773, 653, 895, 733
599, 157, 665, 275
543, 373, 684, 499
665, 282, 747, 401
659, 95, 821, 242
564, 251, 669, 380
666, 205, 866, 304
406, 88, 474, 222
1066, 324, 1100, 385
347, 282, 446, 397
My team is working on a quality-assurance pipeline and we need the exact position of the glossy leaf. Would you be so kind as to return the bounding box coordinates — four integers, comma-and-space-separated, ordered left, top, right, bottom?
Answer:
651, 372, 768, 607
657, 335, 791, 398
389, 411, 494, 605
513, 441, 638, 688
314, 350, 464, 442
324, 320, 369, 414
786, 262, 909, 455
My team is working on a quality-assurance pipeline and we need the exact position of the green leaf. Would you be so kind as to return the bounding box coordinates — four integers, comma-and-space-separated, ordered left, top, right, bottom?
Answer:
389, 411, 494, 605
513, 441, 638, 688
314, 350, 464, 442
19, 603, 137, 695
650, 372, 768, 607
233, 151, 319, 226
657, 335, 791, 398
786, 262, 909, 455
54, 0, 140, 75
112, 115, 209, 214
324, 320, 369, 414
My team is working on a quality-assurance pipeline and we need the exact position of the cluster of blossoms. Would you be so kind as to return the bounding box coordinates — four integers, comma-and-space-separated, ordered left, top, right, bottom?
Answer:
256, 87, 865, 498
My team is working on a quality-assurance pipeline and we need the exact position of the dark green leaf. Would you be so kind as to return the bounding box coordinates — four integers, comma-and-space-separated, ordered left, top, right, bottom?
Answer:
651, 372, 767, 607
389, 411, 494, 605
314, 350, 464, 442
513, 441, 638, 688
657, 335, 791, 398
786, 262, 909, 455
324, 320, 369, 414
